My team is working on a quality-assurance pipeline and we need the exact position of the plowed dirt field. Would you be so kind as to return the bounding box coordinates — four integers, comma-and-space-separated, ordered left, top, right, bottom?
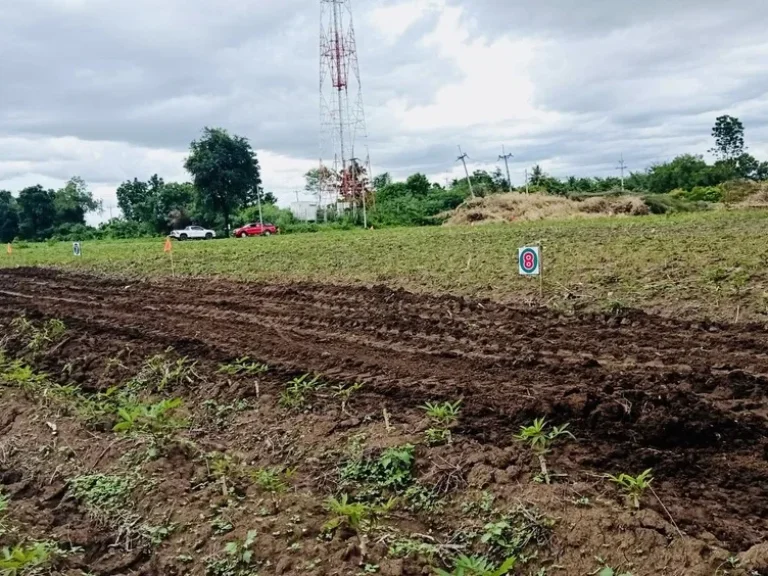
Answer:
0, 267, 766, 575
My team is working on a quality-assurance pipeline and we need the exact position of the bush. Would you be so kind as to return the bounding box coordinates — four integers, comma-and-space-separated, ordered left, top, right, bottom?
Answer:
670, 186, 723, 203
641, 194, 711, 214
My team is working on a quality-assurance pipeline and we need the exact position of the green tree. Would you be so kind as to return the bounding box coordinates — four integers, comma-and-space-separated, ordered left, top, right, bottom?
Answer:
709, 115, 745, 161
373, 173, 392, 190
646, 154, 713, 193
185, 127, 262, 233
54, 176, 101, 226
405, 173, 431, 197
17, 185, 56, 240
0, 190, 19, 243
529, 165, 544, 186
116, 178, 151, 222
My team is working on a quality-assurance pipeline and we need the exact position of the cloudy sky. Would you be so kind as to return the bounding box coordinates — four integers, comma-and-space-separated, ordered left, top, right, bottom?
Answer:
1, 0, 767, 220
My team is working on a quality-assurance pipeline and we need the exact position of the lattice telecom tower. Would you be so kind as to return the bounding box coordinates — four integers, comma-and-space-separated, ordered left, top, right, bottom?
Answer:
319, 0, 371, 222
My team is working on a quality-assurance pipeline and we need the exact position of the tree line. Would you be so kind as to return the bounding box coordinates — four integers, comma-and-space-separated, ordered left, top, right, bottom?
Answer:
1, 116, 765, 243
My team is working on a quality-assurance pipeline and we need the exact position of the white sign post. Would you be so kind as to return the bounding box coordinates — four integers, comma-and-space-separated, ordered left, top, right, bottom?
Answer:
519, 245, 543, 298
72, 242, 82, 257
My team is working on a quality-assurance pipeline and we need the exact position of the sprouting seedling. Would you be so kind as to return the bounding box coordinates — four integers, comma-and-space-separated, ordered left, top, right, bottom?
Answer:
421, 401, 462, 426
218, 357, 268, 377
333, 382, 364, 414
514, 418, 574, 484
605, 469, 653, 509
435, 554, 517, 576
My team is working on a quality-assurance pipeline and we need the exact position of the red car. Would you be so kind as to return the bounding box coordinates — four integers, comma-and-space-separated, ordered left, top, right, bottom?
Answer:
234, 222, 277, 238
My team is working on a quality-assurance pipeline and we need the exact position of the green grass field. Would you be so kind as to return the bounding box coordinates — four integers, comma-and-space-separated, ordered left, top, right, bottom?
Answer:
4, 210, 768, 321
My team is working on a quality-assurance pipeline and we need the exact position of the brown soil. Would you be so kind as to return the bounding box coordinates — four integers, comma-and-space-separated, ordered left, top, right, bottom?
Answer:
1, 267, 767, 576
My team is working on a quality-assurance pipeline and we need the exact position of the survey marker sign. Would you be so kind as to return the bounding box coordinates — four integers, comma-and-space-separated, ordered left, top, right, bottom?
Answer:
518, 246, 540, 276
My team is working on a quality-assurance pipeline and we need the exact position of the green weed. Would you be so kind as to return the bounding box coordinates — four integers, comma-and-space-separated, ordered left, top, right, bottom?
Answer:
129, 350, 197, 392
113, 397, 187, 434
514, 419, 574, 484
435, 555, 517, 576
205, 530, 258, 576
0, 542, 53, 575
323, 494, 395, 534
250, 467, 293, 494
479, 505, 554, 560
279, 373, 324, 410
202, 399, 249, 430
422, 400, 462, 426
605, 469, 653, 509
218, 358, 268, 377
332, 382, 364, 413
388, 537, 440, 560
340, 444, 416, 501
425, 427, 452, 446
67, 474, 137, 520
10, 317, 66, 354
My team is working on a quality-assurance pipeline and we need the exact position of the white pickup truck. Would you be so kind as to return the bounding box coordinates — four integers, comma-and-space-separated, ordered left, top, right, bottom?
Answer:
169, 226, 216, 241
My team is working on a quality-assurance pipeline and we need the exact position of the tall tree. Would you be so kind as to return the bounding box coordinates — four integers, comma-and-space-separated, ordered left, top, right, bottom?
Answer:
709, 115, 745, 161
116, 178, 151, 222
17, 185, 56, 239
54, 176, 100, 226
0, 190, 19, 243
184, 127, 262, 233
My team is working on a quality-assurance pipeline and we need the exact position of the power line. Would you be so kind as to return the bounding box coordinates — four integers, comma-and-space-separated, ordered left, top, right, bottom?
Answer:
498, 145, 513, 192
456, 145, 475, 198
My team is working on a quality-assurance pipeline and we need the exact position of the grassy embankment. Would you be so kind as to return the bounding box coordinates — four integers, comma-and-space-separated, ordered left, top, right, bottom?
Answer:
3, 209, 768, 321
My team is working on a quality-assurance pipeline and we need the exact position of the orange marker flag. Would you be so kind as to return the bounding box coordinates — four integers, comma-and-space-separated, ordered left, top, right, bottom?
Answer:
163, 237, 172, 253
6, 243, 11, 255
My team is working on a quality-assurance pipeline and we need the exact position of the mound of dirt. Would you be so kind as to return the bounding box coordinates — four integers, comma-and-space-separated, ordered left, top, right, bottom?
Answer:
444, 192, 649, 225
1, 268, 766, 576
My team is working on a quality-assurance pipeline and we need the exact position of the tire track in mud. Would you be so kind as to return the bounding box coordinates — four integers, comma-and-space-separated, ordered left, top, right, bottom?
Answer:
1, 267, 767, 548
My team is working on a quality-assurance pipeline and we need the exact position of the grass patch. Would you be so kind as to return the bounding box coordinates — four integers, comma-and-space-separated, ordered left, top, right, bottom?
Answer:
4, 210, 768, 320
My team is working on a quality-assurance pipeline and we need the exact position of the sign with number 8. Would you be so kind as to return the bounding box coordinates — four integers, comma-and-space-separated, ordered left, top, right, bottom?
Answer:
518, 246, 540, 276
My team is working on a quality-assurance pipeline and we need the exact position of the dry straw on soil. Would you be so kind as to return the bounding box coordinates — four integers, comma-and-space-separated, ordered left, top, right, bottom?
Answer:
444, 192, 649, 225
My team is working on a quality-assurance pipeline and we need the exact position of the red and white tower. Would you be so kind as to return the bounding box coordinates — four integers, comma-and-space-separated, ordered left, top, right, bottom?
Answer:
319, 0, 371, 224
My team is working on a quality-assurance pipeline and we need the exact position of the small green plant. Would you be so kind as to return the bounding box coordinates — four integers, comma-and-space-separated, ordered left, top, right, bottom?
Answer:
479, 505, 554, 559
0, 542, 54, 575
140, 522, 178, 546
323, 494, 395, 534
202, 399, 249, 430
205, 530, 258, 576
388, 537, 440, 560
333, 382, 364, 414
113, 397, 187, 434
0, 361, 49, 392
0, 490, 8, 515
435, 555, 517, 576
67, 474, 137, 520
133, 350, 197, 391
514, 419, 574, 484
591, 560, 634, 576
605, 469, 653, 509
250, 467, 293, 493
279, 373, 324, 410
425, 427, 452, 446
10, 317, 66, 354
422, 400, 462, 426
210, 515, 234, 535
218, 358, 268, 377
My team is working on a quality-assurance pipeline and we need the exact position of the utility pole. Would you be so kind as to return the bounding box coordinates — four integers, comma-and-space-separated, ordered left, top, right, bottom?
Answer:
256, 189, 264, 226
616, 153, 628, 191
498, 145, 513, 192
350, 157, 368, 229
456, 146, 475, 198
524, 169, 529, 194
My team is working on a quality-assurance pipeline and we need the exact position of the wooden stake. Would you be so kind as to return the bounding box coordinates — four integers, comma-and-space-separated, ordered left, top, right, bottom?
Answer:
539, 244, 544, 300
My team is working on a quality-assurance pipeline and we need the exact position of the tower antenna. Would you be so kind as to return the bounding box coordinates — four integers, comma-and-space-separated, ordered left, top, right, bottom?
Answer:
319, 0, 372, 223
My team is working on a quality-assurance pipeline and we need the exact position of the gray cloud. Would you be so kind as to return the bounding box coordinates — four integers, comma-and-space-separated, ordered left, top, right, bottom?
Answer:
0, 0, 767, 204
